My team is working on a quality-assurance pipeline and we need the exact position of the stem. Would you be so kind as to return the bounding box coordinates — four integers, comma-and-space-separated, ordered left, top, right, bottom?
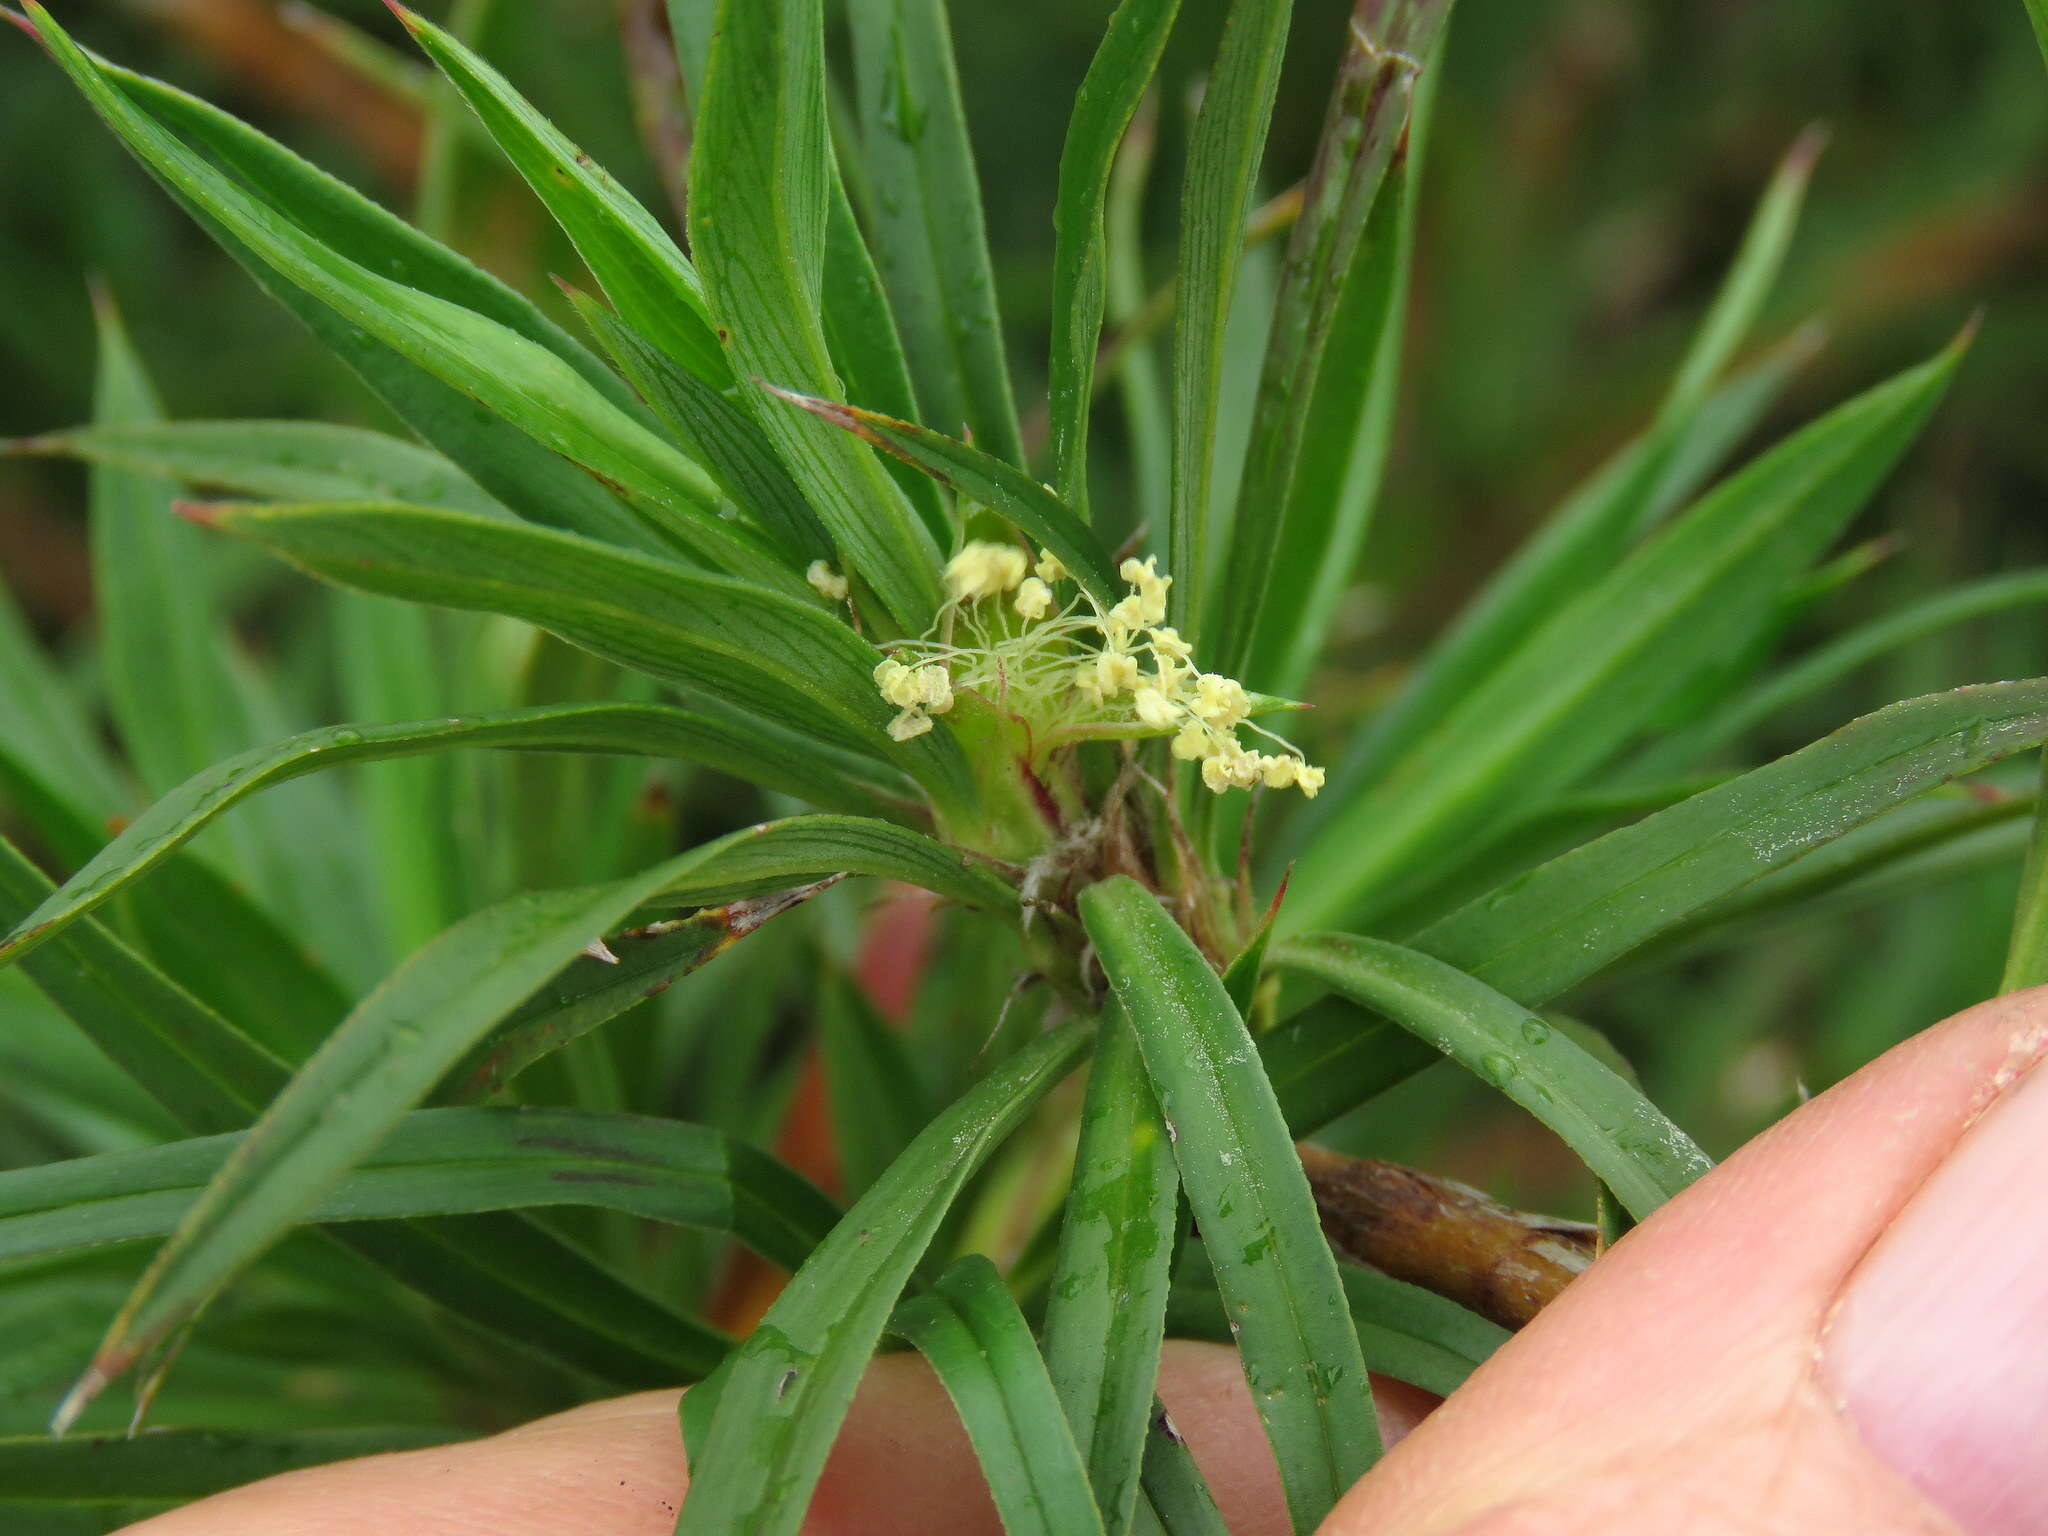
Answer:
2001, 750, 2048, 994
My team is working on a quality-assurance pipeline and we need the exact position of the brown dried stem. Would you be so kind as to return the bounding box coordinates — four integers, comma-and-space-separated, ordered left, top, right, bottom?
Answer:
1298, 1141, 1597, 1330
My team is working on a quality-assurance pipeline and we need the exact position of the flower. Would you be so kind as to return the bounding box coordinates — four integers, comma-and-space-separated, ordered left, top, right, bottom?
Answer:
944, 541, 1029, 602
806, 560, 849, 601
870, 544, 1323, 798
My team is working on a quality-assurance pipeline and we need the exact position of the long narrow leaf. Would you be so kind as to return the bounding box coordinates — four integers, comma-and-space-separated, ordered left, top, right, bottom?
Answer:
1080, 877, 1376, 1535
0, 709, 938, 969
390, 2, 724, 385
846, 0, 1023, 465
84, 297, 369, 962
444, 886, 828, 1101
1168, 1255, 1508, 1397
29, 9, 796, 586
176, 499, 975, 813
47, 833, 838, 1428
688, 0, 945, 630
764, 388, 1121, 603
1419, 679, 2048, 1002
1637, 567, 2048, 773
0, 1106, 837, 1276
1135, 1406, 1231, 1535
569, 290, 833, 561
2005, 754, 2048, 993
7, 419, 506, 517
1289, 327, 1970, 931
1275, 935, 1711, 1219
0, 1427, 463, 1507
1043, 1006, 1179, 1535
675, 1020, 1089, 1536
1242, 54, 1435, 696
1315, 136, 1824, 806
100, 58, 650, 546
0, 836, 288, 1139
887, 1256, 1106, 1536
820, 167, 951, 543
1046, 0, 1181, 514
1209, 0, 1446, 680
1170, 0, 1295, 631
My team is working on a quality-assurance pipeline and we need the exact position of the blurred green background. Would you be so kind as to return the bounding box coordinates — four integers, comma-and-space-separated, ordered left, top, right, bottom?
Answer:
4, 0, 2045, 1210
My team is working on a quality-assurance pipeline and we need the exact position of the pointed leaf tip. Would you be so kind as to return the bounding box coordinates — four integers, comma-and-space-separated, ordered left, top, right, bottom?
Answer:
170, 499, 227, 529
1783, 121, 1832, 179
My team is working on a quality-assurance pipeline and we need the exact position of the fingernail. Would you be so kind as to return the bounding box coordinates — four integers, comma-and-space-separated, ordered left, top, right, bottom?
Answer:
1822, 1056, 2048, 1533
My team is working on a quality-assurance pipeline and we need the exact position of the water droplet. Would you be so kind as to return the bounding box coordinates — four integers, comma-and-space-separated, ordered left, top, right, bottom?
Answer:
331, 728, 364, 747
1479, 1051, 1518, 1087
1520, 1018, 1551, 1047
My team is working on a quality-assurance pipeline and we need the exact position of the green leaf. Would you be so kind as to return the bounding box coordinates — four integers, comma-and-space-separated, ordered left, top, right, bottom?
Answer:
887, 1256, 1106, 1536
1313, 131, 1825, 809
0, 851, 728, 1395
1288, 327, 1970, 932
390, 2, 724, 386
1259, 996, 1440, 1138
0, 709, 944, 970
335, 1211, 733, 1387
333, 598, 469, 954
622, 815, 1019, 914
179, 499, 975, 813
2027, 0, 2048, 72
28, 8, 795, 586
819, 970, 934, 1199
1241, 53, 1436, 696
1651, 790, 2033, 965
83, 295, 368, 962
1043, 1006, 1179, 1535
2005, 753, 2048, 994
1273, 934, 1711, 1220
0, 835, 289, 1140
567, 289, 833, 562
1046, 0, 1181, 516
1208, 3, 1447, 681
675, 1020, 1090, 1536
1079, 877, 1376, 1535
0, 1106, 838, 1277
443, 888, 825, 1102
846, 0, 1024, 466
0, 581, 127, 836
1135, 1405, 1230, 1535
688, 0, 946, 631
819, 168, 951, 544
0, 605, 355, 1064
0, 1426, 464, 1506
1636, 567, 2048, 773
82, 45, 659, 549
48, 838, 794, 1428
1168, 1255, 1508, 1398
1170, 0, 1294, 632
1655, 128, 1826, 431
9, 418, 507, 518
1420, 680, 2048, 1003
762, 388, 1121, 604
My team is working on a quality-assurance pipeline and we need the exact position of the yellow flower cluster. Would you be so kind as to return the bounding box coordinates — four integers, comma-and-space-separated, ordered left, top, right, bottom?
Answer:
873, 655, 955, 741
872, 541, 1322, 798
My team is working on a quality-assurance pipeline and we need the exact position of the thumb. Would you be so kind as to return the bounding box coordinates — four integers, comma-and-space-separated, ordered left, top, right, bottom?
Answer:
1325, 984, 2048, 1535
